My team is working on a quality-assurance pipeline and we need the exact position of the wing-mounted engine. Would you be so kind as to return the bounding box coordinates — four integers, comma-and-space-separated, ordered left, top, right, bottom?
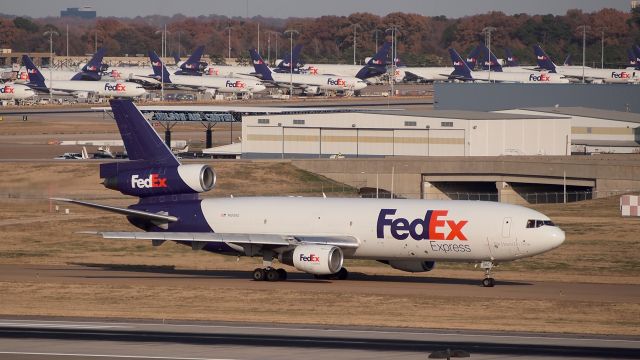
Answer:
279, 245, 343, 275
102, 163, 216, 197
303, 86, 319, 95
381, 260, 436, 273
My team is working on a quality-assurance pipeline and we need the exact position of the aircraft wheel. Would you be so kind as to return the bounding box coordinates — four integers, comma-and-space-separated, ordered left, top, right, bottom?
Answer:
336, 267, 349, 280
253, 268, 265, 281
266, 268, 280, 282
482, 277, 495, 287
277, 268, 288, 281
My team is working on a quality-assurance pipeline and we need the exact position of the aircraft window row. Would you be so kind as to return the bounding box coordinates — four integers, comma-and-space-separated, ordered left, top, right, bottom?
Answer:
526, 220, 555, 228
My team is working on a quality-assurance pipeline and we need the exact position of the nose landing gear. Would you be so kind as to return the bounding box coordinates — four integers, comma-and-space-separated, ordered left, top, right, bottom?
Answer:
480, 261, 495, 287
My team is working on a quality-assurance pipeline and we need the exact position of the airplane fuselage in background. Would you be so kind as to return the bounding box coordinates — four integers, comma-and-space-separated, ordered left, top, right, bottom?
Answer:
41, 79, 147, 98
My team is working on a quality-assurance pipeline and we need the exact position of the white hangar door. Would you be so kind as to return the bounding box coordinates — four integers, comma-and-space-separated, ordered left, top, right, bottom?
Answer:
283, 127, 320, 156
357, 130, 394, 156
393, 130, 429, 156
320, 129, 357, 156
244, 126, 283, 155
429, 129, 465, 156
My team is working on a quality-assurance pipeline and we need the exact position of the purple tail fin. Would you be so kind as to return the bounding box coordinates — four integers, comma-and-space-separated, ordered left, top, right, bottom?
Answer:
504, 48, 519, 67
533, 45, 557, 73
249, 49, 273, 81
148, 50, 172, 83
108, 99, 179, 166
479, 44, 503, 72
449, 48, 473, 80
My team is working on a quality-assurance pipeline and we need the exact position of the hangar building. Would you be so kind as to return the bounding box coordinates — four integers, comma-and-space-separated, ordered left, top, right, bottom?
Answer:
230, 109, 572, 158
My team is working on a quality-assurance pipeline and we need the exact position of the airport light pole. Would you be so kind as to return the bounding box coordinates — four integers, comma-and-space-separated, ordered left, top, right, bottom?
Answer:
284, 29, 299, 97
386, 26, 399, 97
482, 26, 497, 83
227, 24, 232, 60
577, 25, 590, 84
43, 29, 59, 103
372, 29, 383, 52
599, 27, 607, 69
352, 23, 361, 65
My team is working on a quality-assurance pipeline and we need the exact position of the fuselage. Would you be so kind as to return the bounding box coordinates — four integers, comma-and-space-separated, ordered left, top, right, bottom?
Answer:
0, 83, 36, 100
269, 73, 367, 91
469, 70, 569, 83
165, 74, 266, 93
134, 197, 565, 263
554, 66, 638, 83
41, 79, 147, 98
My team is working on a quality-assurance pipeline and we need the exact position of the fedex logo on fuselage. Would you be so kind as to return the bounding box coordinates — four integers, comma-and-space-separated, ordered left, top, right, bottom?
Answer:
377, 209, 468, 241
225, 80, 246, 88
327, 78, 346, 86
0, 85, 14, 94
612, 71, 632, 79
104, 83, 126, 92
131, 174, 167, 189
299, 254, 320, 262
529, 73, 550, 82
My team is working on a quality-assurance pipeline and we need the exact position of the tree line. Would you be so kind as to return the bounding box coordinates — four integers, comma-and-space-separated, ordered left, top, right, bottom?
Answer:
0, 7, 637, 67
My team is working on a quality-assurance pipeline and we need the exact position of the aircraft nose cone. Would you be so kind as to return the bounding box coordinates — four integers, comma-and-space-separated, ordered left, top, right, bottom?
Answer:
548, 227, 565, 250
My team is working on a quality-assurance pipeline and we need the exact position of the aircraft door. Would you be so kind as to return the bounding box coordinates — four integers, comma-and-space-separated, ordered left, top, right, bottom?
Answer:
502, 217, 512, 238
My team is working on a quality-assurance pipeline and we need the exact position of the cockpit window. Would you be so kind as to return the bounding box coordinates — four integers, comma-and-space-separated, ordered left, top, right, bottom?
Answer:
526, 220, 555, 228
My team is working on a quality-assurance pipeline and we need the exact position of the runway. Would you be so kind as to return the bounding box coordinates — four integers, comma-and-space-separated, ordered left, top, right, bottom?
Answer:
0, 317, 638, 360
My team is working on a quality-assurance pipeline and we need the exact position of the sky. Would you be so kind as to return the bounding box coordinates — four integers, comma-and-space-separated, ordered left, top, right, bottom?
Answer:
1, 0, 631, 19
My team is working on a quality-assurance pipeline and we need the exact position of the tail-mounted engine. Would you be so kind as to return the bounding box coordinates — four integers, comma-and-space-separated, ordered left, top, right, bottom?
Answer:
101, 163, 216, 197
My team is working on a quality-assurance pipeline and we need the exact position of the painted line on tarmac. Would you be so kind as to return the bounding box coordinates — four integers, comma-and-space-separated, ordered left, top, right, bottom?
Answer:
0, 352, 237, 360
0, 322, 126, 330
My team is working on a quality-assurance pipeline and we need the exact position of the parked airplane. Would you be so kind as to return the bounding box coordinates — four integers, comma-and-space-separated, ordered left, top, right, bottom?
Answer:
249, 49, 367, 94
17, 48, 107, 82
149, 51, 266, 95
22, 55, 147, 98
448, 48, 569, 83
533, 45, 638, 84
54, 99, 565, 287
395, 46, 481, 83
294, 42, 391, 80
273, 44, 304, 73
173, 46, 208, 76
0, 82, 36, 101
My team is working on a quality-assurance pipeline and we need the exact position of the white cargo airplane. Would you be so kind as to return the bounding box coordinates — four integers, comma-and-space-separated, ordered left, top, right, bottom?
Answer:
448, 49, 569, 84
149, 51, 266, 95
54, 100, 565, 287
22, 55, 146, 98
249, 49, 367, 94
534, 45, 638, 84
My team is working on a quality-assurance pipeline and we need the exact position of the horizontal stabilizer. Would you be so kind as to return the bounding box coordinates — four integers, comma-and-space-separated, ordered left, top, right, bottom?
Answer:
51, 198, 178, 223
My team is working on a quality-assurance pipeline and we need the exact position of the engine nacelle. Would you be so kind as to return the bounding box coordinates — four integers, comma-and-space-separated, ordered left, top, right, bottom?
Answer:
280, 245, 343, 275
102, 164, 216, 197
384, 260, 436, 273
303, 86, 319, 95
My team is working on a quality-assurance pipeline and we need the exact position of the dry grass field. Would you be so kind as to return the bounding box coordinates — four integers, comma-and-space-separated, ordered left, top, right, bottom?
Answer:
0, 161, 638, 335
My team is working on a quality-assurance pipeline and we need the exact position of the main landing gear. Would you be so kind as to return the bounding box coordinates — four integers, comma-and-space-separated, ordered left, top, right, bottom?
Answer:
253, 267, 287, 282
480, 261, 495, 287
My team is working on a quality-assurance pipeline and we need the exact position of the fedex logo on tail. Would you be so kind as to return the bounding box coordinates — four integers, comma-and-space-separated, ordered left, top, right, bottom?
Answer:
377, 209, 468, 241
253, 59, 264, 65
151, 61, 162, 67
131, 174, 168, 189
27, 68, 39, 75
225, 80, 246, 88
453, 61, 464, 67
529, 73, 550, 82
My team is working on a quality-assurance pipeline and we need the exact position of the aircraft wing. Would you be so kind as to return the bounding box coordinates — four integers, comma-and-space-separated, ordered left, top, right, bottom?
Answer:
86, 231, 360, 249
51, 198, 178, 223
